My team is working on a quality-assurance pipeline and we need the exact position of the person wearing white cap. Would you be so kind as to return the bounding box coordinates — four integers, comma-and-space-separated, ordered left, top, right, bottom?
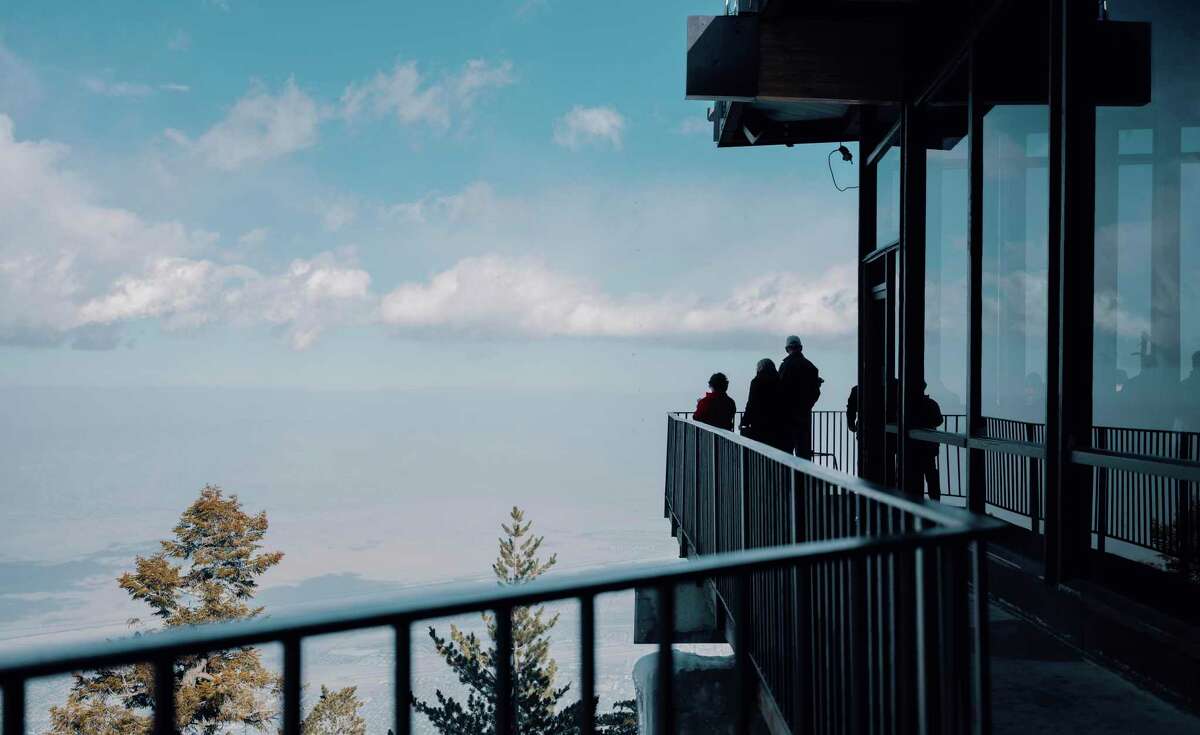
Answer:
778, 335, 823, 459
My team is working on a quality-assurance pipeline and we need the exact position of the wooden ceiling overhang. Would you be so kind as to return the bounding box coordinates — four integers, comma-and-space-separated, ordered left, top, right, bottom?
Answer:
686, 2, 1151, 149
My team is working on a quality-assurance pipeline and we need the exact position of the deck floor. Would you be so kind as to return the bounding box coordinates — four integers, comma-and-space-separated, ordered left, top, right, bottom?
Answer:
989, 603, 1200, 734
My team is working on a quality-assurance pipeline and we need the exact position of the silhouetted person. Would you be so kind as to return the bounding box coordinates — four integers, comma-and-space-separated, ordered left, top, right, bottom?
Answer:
846, 385, 859, 433
779, 335, 822, 459
741, 359, 787, 450
694, 372, 737, 431
916, 382, 945, 500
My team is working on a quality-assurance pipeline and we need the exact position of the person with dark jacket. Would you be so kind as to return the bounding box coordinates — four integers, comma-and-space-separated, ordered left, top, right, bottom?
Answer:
778, 335, 823, 458
741, 359, 787, 450
846, 385, 859, 433
917, 383, 945, 500
694, 372, 737, 431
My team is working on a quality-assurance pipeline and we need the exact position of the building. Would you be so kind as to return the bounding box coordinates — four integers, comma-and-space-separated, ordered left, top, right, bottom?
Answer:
684, 0, 1199, 725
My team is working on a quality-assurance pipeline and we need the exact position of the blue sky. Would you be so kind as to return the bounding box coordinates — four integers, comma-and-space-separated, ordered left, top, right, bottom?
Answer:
0, 0, 860, 396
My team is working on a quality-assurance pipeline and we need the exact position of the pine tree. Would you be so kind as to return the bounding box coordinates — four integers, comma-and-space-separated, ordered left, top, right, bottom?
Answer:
300, 686, 367, 735
595, 700, 638, 735
45, 485, 365, 735
413, 506, 579, 734
413, 507, 637, 734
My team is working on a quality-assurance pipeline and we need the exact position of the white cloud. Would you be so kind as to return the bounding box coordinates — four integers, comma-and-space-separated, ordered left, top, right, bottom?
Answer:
77, 258, 245, 328
0, 114, 214, 344
82, 77, 154, 97
455, 59, 515, 104
340, 59, 513, 129
676, 117, 711, 136
83, 77, 190, 97
225, 253, 374, 349
174, 78, 321, 170
380, 255, 855, 341
0, 114, 370, 350
0, 43, 41, 114
316, 198, 357, 232
238, 227, 269, 246
553, 106, 625, 150
380, 181, 498, 225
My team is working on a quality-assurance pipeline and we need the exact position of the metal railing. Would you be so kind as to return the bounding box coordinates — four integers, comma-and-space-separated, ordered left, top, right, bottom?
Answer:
1090, 426, 1198, 560
672, 410, 857, 474
686, 405, 1195, 575
665, 415, 1003, 735
934, 417, 1196, 562
0, 416, 1004, 735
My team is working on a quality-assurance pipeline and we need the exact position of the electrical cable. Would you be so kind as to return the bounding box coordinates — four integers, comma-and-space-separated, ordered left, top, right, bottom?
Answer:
827, 145, 858, 192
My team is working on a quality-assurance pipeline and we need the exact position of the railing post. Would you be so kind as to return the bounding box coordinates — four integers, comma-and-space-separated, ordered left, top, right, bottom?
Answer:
894, 517, 919, 735
714, 435, 722, 556
657, 582, 676, 735
791, 470, 815, 735
1095, 430, 1108, 556
970, 539, 992, 735
1179, 433, 1195, 570
394, 620, 412, 735
735, 574, 753, 735
282, 636, 302, 735
153, 655, 176, 735
849, 554, 870, 735
2, 679, 25, 735
665, 418, 673, 520
580, 594, 597, 735
1026, 421, 1041, 536
495, 606, 514, 735
916, 531, 943, 735
741, 445, 751, 551
711, 432, 719, 555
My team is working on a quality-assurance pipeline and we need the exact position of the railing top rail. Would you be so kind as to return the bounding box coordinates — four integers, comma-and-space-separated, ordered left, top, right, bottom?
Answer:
668, 413, 989, 530
0, 525, 1000, 682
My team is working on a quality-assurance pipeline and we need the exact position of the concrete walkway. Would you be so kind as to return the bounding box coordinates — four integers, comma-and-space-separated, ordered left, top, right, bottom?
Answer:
989, 604, 1200, 734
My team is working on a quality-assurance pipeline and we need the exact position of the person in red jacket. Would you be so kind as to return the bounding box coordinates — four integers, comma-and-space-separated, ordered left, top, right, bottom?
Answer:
693, 372, 737, 430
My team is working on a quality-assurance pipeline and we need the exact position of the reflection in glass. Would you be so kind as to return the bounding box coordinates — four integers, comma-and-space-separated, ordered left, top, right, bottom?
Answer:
1094, 1, 1200, 434
926, 125, 969, 428
981, 106, 1049, 428
876, 146, 901, 248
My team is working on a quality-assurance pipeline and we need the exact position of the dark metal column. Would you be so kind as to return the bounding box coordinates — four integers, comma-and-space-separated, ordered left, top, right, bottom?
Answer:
1045, 0, 1096, 585
965, 51, 987, 516
900, 103, 927, 498
858, 133, 880, 483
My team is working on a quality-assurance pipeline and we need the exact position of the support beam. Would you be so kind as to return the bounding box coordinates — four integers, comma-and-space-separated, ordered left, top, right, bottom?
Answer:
964, 51, 986, 516
857, 127, 880, 483
1044, 0, 1096, 585
899, 103, 927, 498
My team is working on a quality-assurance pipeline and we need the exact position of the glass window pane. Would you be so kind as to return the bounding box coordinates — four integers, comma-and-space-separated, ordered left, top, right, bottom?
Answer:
981, 106, 1049, 430
925, 108, 969, 431
1094, 2, 1200, 436
876, 146, 901, 248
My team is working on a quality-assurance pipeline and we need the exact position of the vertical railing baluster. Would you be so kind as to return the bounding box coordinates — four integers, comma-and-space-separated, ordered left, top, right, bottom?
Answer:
283, 636, 302, 735
394, 619, 412, 735
495, 606, 514, 735
580, 594, 596, 735
1178, 433, 1194, 569
1095, 430, 1108, 555
850, 554, 869, 735
970, 539, 992, 735
657, 582, 676, 735
741, 445, 751, 551
153, 655, 176, 735
735, 573, 753, 735
2, 679, 25, 735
